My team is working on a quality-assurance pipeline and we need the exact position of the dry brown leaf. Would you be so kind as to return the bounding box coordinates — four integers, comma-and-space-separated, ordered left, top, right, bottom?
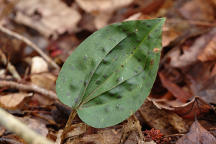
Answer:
0, 93, 33, 109
176, 120, 216, 144
18, 117, 49, 137
121, 116, 144, 143
65, 123, 87, 139
174, 97, 211, 119
76, 0, 133, 29
149, 95, 211, 119
123, 131, 142, 144
159, 72, 192, 102
139, 100, 188, 134
178, 0, 215, 22
167, 30, 213, 68
186, 63, 216, 104
162, 19, 184, 47
15, 0, 81, 38
76, 0, 133, 13
30, 73, 56, 90
67, 129, 122, 144
198, 28, 216, 62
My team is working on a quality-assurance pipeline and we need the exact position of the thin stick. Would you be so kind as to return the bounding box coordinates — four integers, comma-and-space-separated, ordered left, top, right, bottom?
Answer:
0, 107, 54, 144
60, 109, 77, 144
0, 80, 57, 100
0, 49, 21, 80
0, 25, 60, 70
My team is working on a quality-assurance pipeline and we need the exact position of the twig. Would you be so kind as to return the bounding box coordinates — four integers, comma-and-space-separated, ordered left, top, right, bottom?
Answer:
0, 107, 54, 144
0, 49, 21, 80
0, 25, 60, 70
0, 80, 57, 100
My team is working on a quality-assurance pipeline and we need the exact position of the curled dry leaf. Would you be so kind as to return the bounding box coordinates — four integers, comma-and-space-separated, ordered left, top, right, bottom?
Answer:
15, 0, 81, 38
174, 97, 211, 119
0, 93, 33, 109
176, 120, 216, 144
150, 95, 211, 119
151, 72, 210, 119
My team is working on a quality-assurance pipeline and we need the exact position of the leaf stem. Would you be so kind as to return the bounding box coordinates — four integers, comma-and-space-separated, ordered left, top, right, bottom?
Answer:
60, 109, 77, 144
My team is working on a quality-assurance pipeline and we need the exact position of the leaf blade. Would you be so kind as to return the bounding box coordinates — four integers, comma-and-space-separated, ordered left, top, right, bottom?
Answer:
56, 18, 165, 128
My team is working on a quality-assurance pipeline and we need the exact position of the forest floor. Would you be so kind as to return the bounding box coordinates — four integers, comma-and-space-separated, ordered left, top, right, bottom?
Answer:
0, 0, 216, 143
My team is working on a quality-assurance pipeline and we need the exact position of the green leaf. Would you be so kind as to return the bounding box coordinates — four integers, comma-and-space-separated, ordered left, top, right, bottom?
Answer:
56, 18, 165, 128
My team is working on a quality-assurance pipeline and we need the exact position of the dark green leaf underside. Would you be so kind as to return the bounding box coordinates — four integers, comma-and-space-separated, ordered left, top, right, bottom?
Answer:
56, 18, 165, 128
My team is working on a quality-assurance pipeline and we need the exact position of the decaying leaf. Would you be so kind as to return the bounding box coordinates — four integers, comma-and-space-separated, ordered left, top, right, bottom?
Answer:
76, 0, 133, 13
76, 0, 134, 29
159, 72, 192, 102
15, 0, 81, 38
18, 117, 49, 137
81, 129, 122, 144
65, 123, 86, 139
176, 120, 216, 144
0, 93, 33, 109
167, 34, 207, 68
149, 95, 211, 119
178, 0, 215, 22
198, 28, 216, 62
56, 18, 165, 128
174, 97, 211, 119
30, 73, 56, 90
121, 115, 144, 143
139, 100, 188, 134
